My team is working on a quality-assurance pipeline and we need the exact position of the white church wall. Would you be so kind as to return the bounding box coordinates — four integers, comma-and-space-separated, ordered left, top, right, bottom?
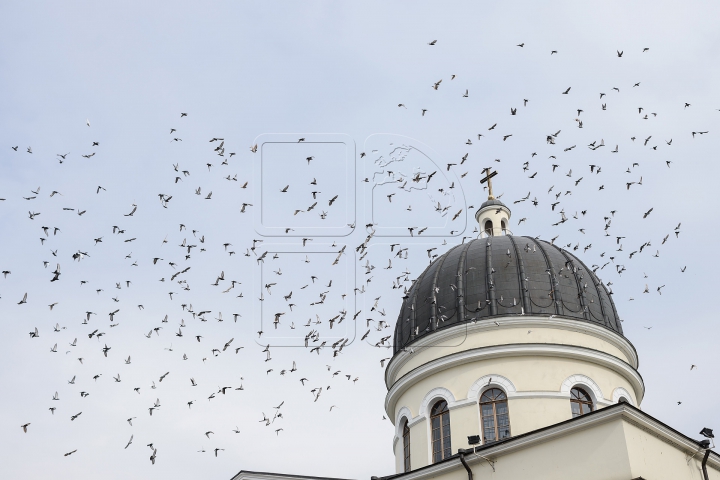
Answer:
391, 353, 642, 470
393, 435, 403, 474
505, 397, 569, 436
521, 421, 630, 479
384, 407, 720, 480
485, 419, 632, 480
410, 416, 429, 469
622, 421, 720, 480
446, 403, 480, 454
397, 419, 634, 480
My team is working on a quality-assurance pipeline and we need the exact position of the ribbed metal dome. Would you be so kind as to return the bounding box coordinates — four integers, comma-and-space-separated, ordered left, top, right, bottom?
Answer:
479, 198, 508, 209
393, 235, 622, 354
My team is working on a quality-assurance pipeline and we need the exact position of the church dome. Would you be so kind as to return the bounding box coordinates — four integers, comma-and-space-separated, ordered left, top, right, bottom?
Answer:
478, 198, 508, 209
393, 235, 622, 354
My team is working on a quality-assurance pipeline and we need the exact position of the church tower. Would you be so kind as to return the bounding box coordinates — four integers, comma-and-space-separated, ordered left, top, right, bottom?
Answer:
233, 172, 715, 480
474, 167, 511, 236
385, 173, 642, 473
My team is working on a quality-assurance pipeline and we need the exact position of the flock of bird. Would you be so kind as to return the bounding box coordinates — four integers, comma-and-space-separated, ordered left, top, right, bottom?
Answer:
390, 40, 703, 298
2, 37, 714, 470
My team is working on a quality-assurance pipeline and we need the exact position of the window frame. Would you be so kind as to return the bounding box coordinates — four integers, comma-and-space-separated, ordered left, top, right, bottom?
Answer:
402, 419, 411, 472
479, 388, 511, 444
484, 220, 493, 236
430, 400, 451, 463
570, 386, 594, 417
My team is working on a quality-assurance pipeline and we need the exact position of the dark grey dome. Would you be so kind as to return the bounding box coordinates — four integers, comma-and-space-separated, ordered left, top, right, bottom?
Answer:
479, 198, 509, 210
393, 235, 622, 354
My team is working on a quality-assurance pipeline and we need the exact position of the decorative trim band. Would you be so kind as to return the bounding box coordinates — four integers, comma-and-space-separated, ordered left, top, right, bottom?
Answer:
395, 390, 613, 431
448, 398, 477, 410
407, 415, 426, 428
386, 316, 638, 388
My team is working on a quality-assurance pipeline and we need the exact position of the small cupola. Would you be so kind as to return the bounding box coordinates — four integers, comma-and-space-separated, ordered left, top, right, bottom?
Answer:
475, 168, 511, 236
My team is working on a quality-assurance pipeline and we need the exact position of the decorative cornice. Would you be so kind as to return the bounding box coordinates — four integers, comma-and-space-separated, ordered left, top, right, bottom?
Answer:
467, 374, 516, 401
419, 387, 456, 418
612, 387, 635, 406
394, 390, 613, 433
393, 371, 616, 433
386, 316, 638, 388
448, 398, 477, 410
384, 343, 644, 418
560, 374, 604, 403
395, 407, 412, 438
507, 390, 613, 406
407, 415, 426, 428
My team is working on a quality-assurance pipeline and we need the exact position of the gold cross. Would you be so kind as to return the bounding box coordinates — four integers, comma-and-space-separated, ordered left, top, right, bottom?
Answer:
480, 168, 498, 200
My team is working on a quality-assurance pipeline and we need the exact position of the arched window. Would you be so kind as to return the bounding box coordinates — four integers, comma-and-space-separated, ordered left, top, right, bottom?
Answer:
402, 419, 411, 472
430, 400, 451, 463
501, 219, 507, 231
480, 388, 511, 443
618, 397, 628, 404
484, 220, 493, 236
570, 387, 593, 417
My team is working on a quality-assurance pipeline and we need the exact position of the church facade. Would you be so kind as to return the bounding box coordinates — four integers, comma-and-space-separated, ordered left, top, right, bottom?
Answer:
232, 194, 718, 480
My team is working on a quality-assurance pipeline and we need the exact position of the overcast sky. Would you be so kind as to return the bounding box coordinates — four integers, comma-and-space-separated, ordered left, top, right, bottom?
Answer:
1, 1, 720, 479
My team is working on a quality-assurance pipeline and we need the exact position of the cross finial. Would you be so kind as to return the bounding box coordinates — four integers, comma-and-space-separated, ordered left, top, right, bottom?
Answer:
480, 168, 498, 200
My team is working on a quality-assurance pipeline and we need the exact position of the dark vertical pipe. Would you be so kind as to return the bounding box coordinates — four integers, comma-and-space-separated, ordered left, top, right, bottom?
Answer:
702, 449, 710, 480
459, 452, 474, 480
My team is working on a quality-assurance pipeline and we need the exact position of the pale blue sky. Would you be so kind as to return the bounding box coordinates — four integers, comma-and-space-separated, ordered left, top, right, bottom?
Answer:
1, 1, 720, 479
